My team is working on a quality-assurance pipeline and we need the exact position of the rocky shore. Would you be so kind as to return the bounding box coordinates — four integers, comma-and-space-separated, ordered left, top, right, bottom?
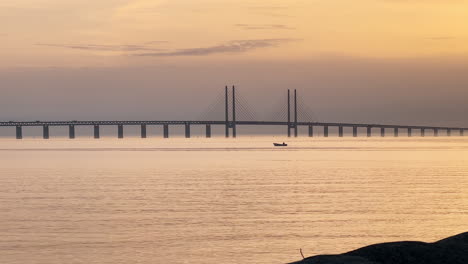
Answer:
289, 232, 468, 264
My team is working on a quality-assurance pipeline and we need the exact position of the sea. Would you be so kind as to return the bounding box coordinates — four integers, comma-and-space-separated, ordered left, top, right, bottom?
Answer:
0, 137, 467, 264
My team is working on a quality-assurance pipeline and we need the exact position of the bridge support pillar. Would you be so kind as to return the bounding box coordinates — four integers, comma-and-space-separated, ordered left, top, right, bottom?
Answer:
43, 125, 49, 139
206, 125, 211, 138
324, 126, 329, 137
407, 128, 412, 137
461, 129, 464, 136
381, 127, 385, 137
118, 125, 124, 139
421, 128, 425, 137
16, 126, 22, 139
163, 124, 169, 138
434, 129, 438, 137
353, 126, 358, 137
185, 123, 191, 138
339, 126, 343, 137
394, 128, 398, 137
69, 125, 75, 139
308, 125, 313, 137
447, 129, 451, 136
94, 125, 100, 139
367, 127, 371, 137
140, 124, 147, 138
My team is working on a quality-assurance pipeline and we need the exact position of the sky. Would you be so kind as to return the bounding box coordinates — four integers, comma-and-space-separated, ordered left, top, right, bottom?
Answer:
1, 0, 468, 128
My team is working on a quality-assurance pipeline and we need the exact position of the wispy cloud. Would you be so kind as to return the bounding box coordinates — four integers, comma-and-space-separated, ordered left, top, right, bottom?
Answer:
135, 39, 297, 57
36, 42, 168, 52
235, 24, 294, 30
248, 6, 288, 11
426, 36, 456, 41
36, 39, 298, 57
247, 5, 293, 17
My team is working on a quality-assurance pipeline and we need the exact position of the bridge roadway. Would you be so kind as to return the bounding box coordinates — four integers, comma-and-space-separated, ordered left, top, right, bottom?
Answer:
1, 120, 466, 139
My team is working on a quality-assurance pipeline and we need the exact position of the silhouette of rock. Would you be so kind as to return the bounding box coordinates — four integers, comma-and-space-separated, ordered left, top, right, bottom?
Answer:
289, 232, 468, 264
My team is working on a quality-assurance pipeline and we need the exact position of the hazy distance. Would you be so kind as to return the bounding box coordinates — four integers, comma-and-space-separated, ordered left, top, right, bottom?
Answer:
1, 0, 468, 129
1, 58, 468, 127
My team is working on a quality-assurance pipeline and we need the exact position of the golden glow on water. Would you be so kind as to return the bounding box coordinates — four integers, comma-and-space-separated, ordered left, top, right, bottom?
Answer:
0, 137, 467, 264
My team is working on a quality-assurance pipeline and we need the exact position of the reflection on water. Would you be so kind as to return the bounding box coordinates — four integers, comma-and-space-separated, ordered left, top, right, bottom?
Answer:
0, 137, 467, 264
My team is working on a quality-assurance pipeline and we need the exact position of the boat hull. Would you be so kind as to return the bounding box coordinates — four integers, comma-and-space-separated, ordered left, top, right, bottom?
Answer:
273, 143, 288, 147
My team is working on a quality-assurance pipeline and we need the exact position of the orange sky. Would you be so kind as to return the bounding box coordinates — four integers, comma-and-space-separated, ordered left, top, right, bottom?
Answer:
1, 1, 468, 126
1, 0, 468, 67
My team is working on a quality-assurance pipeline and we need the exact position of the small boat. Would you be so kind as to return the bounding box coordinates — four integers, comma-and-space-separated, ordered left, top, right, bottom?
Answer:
273, 142, 288, 147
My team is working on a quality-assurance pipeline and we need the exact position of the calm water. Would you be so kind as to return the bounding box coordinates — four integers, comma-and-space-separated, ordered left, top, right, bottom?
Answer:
0, 137, 467, 264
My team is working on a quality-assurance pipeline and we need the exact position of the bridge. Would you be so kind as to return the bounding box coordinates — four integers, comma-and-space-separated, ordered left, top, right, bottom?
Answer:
1, 86, 467, 139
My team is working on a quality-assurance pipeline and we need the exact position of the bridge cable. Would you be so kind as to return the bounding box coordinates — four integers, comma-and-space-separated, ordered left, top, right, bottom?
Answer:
198, 89, 226, 121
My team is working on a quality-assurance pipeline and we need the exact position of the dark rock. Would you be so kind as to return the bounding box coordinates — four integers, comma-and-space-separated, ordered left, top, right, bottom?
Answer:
289, 232, 468, 264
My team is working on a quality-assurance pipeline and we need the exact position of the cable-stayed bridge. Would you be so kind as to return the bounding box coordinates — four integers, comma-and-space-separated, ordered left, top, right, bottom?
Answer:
1, 86, 466, 139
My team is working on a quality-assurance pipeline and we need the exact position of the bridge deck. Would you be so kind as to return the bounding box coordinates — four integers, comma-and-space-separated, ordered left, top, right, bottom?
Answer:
0, 120, 466, 130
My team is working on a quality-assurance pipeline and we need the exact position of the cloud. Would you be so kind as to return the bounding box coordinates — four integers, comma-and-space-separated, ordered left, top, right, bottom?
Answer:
247, 5, 293, 17
144, 41, 169, 45
248, 6, 289, 11
426, 36, 456, 41
235, 24, 294, 30
36, 42, 168, 52
135, 39, 297, 57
